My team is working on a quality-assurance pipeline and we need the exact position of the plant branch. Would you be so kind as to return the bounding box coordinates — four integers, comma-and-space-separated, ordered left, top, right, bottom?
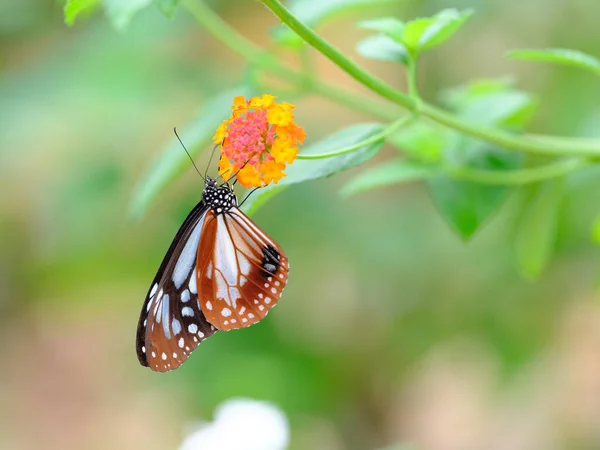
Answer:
182, 0, 398, 120
259, 0, 600, 157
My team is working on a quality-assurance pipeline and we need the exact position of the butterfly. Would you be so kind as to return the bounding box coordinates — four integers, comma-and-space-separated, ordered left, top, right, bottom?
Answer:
136, 177, 289, 372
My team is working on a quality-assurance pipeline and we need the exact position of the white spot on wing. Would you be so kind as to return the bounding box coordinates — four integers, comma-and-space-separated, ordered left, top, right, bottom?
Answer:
161, 352, 167, 361
238, 252, 251, 275
178, 337, 184, 348
161, 294, 171, 339
228, 287, 241, 308
222, 307, 232, 317
172, 319, 182, 335
215, 215, 238, 285
181, 289, 190, 303
188, 323, 198, 333
182, 307, 194, 317
150, 284, 158, 298
215, 271, 229, 305
206, 300, 212, 311
172, 215, 206, 288
189, 272, 197, 294
264, 297, 271, 304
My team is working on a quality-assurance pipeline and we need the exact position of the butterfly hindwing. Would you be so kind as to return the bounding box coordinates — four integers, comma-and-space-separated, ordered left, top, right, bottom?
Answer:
136, 201, 217, 372
196, 207, 289, 331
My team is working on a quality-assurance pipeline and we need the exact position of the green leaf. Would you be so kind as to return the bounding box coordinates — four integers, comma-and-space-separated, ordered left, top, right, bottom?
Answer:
514, 180, 563, 280
154, 0, 180, 18
428, 143, 521, 239
242, 123, 386, 214
593, 216, 600, 244
340, 159, 438, 197
103, 0, 152, 31
507, 48, 600, 76
130, 87, 253, 218
358, 17, 405, 41
425, 80, 533, 239
402, 9, 472, 56
356, 35, 409, 63
272, 0, 404, 47
64, 0, 101, 25
441, 78, 537, 128
387, 122, 446, 163
417, 9, 473, 51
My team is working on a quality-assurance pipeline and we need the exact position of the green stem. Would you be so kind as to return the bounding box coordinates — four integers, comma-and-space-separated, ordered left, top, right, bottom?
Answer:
259, 0, 600, 157
297, 115, 414, 160
406, 58, 420, 102
182, 0, 398, 120
447, 158, 589, 185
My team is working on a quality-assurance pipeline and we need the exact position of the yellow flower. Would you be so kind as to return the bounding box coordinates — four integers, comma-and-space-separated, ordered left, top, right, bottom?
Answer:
249, 94, 276, 109
260, 160, 286, 184
266, 102, 294, 127
213, 94, 305, 188
218, 155, 235, 181
271, 138, 298, 164
212, 121, 229, 144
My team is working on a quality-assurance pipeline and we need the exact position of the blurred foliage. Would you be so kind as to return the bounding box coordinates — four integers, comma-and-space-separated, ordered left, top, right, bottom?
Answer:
1, 0, 600, 449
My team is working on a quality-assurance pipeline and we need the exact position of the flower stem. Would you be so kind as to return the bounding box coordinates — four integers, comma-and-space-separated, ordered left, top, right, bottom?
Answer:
259, 0, 600, 158
297, 115, 414, 160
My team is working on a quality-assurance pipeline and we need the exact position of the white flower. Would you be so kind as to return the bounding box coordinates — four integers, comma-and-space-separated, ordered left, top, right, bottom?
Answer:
180, 398, 289, 450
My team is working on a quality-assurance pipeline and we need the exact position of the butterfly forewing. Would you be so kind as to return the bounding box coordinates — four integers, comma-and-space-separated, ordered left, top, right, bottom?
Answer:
136, 201, 217, 372
196, 207, 289, 331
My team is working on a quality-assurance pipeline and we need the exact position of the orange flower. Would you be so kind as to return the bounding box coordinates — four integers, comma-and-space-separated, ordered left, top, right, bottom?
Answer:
213, 94, 305, 188
260, 160, 286, 184
236, 164, 262, 187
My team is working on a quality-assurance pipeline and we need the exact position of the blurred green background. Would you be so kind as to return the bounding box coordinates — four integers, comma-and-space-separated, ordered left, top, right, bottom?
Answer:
1, 0, 600, 449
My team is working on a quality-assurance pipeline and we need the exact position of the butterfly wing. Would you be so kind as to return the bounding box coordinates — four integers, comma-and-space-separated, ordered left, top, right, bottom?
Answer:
136, 201, 217, 372
196, 207, 289, 331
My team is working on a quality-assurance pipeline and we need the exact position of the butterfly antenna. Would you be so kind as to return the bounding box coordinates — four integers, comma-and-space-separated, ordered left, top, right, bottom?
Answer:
174, 127, 205, 181
238, 187, 261, 208
205, 144, 219, 179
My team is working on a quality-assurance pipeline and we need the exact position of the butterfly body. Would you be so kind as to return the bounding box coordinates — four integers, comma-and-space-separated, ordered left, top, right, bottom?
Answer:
136, 177, 289, 372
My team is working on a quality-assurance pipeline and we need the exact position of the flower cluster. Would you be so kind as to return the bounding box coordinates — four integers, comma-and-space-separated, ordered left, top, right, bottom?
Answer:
213, 94, 306, 188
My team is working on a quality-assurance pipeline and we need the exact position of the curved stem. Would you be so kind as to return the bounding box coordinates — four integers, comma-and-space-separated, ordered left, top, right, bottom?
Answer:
182, 0, 398, 120
447, 158, 590, 185
297, 115, 414, 160
259, 0, 600, 157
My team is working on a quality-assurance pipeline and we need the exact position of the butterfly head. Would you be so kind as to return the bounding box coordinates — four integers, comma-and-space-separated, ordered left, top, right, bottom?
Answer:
203, 177, 237, 215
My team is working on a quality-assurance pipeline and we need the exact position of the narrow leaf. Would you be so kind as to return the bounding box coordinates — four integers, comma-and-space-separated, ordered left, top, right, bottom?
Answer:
507, 48, 600, 76
402, 9, 472, 56
130, 87, 253, 218
340, 159, 438, 197
356, 35, 409, 63
417, 9, 473, 51
103, 0, 152, 31
64, 0, 101, 25
514, 180, 563, 280
242, 123, 386, 214
358, 17, 405, 41
154, 0, 180, 18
